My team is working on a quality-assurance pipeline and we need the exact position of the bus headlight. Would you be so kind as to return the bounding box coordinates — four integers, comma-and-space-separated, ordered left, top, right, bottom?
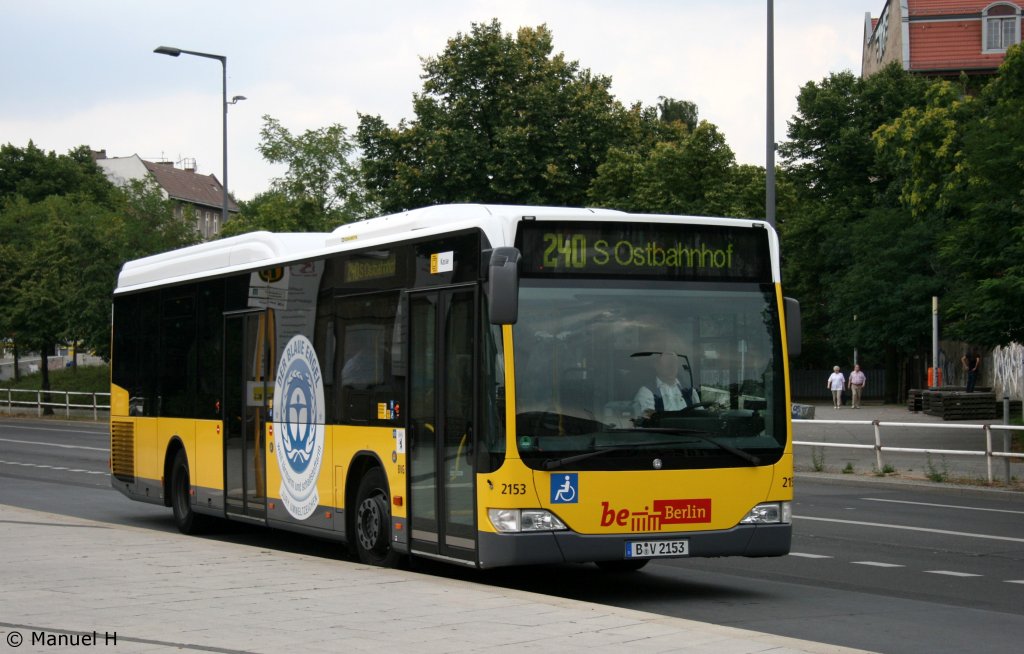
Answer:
488, 509, 567, 533
739, 501, 792, 524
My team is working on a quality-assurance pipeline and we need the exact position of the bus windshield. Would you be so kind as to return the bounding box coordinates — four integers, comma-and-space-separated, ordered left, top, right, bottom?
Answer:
513, 280, 786, 471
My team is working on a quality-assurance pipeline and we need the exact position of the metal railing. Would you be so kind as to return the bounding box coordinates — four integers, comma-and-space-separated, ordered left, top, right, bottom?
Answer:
794, 418, 1024, 484
1, 388, 111, 421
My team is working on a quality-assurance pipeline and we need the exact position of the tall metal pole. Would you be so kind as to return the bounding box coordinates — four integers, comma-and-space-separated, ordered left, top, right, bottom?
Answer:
766, 0, 776, 228
220, 58, 228, 228
932, 296, 940, 387
154, 46, 233, 228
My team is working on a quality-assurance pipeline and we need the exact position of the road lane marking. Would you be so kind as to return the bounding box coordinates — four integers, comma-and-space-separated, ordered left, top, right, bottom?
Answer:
926, 571, 982, 577
0, 460, 108, 476
1006, 580, 1024, 585
863, 497, 1024, 516
853, 561, 904, 568
0, 437, 108, 452
795, 515, 1024, 543
789, 552, 832, 558
0, 423, 107, 435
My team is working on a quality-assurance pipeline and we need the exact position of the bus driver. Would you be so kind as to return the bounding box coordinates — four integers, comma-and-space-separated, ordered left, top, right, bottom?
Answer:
633, 350, 700, 420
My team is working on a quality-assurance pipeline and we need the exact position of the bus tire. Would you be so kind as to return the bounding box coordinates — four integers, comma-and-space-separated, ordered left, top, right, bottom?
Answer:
170, 449, 211, 535
354, 467, 400, 567
595, 559, 649, 572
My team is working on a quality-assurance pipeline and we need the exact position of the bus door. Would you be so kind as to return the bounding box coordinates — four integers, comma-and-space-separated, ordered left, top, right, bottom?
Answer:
407, 288, 477, 562
223, 311, 271, 521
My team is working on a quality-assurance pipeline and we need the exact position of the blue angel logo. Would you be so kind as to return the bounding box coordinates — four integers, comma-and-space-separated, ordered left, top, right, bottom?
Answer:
274, 335, 326, 521
282, 369, 317, 473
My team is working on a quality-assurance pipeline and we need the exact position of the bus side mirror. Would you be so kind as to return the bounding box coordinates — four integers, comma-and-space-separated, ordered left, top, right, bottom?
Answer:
488, 247, 521, 325
784, 297, 801, 358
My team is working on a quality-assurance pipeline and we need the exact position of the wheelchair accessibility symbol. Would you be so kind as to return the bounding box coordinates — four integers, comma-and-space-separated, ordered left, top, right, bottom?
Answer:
550, 473, 579, 504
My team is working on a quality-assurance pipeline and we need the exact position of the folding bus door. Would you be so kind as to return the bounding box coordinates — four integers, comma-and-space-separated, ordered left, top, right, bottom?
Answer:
407, 288, 477, 563
223, 311, 270, 521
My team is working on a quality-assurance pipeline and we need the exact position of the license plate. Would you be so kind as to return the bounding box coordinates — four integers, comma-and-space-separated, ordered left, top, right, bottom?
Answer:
625, 539, 689, 559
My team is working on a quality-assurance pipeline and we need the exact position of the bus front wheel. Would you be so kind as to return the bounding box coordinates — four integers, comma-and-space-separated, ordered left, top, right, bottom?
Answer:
170, 449, 211, 535
354, 467, 400, 567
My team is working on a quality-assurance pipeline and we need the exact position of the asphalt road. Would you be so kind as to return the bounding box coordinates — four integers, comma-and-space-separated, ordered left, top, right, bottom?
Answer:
2, 416, 1022, 654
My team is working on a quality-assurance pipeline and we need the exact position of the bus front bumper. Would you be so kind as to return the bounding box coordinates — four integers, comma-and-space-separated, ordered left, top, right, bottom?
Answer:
476, 523, 791, 569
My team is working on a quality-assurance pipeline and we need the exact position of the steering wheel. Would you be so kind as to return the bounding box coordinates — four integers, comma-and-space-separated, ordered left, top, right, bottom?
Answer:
677, 401, 718, 415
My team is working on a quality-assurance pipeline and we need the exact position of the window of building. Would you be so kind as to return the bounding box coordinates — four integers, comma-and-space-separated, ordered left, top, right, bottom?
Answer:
983, 3, 1021, 53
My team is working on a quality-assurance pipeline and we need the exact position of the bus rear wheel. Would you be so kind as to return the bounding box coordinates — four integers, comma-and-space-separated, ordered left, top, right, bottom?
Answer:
170, 449, 211, 535
354, 467, 400, 567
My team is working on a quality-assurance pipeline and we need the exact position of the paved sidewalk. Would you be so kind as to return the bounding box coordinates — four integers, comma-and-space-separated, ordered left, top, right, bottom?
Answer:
0, 504, 869, 654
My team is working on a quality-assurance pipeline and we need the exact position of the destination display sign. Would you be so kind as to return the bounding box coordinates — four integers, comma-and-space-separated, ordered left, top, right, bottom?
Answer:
517, 222, 772, 282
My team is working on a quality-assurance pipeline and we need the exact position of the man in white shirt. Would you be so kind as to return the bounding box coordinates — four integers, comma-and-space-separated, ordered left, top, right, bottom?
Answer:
634, 351, 700, 419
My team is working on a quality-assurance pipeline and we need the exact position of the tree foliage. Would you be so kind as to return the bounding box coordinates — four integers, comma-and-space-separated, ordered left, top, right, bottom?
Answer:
873, 45, 1024, 347
0, 143, 198, 371
778, 64, 934, 390
357, 20, 629, 212
780, 49, 1024, 397
225, 116, 368, 235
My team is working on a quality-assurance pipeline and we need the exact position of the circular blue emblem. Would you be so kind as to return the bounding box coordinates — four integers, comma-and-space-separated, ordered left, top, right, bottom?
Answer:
273, 335, 325, 520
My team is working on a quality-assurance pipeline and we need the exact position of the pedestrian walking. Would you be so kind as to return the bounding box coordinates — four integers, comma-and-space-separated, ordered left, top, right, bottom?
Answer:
848, 364, 866, 408
827, 366, 846, 409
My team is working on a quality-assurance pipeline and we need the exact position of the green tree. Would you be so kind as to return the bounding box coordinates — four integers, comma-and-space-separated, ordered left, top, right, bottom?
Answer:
588, 119, 741, 217
114, 178, 201, 261
252, 116, 367, 229
873, 46, 1024, 347
0, 143, 199, 394
727, 164, 798, 221
778, 64, 933, 396
656, 96, 699, 132
221, 189, 329, 237
940, 48, 1024, 346
357, 20, 628, 212
0, 142, 112, 205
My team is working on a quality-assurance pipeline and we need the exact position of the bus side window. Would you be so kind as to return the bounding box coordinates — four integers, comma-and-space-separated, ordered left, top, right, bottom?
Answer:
336, 292, 403, 425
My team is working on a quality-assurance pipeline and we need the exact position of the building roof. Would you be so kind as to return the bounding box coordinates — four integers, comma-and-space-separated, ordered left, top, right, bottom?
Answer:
142, 161, 239, 213
863, 0, 1022, 77
907, 0, 1020, 73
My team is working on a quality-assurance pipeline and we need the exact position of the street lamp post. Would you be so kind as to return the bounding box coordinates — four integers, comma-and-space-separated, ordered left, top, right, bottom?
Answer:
154, 46, 244, 229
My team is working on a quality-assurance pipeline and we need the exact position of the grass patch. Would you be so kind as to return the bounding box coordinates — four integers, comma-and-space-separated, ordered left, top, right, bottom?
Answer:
0, 364, 109, 394
925, 454, 950, 483
811, 447, 826, 472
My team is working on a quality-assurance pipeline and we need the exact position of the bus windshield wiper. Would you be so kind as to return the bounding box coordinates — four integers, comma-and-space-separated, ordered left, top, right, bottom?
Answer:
620, 427, 761, 466
536, 440, 696, 470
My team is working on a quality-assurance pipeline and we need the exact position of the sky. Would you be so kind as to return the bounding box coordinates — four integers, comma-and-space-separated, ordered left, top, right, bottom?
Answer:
2, 0, 879, 203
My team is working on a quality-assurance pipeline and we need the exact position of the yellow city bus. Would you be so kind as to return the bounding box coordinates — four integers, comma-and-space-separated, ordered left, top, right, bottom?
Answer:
110, 204, 800, 570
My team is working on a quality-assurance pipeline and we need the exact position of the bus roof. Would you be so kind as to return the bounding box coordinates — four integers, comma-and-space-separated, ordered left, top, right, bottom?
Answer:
115, 203, 776, 293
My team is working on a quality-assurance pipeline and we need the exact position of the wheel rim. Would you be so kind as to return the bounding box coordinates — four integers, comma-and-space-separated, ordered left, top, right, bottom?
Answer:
357, 492, 386, 552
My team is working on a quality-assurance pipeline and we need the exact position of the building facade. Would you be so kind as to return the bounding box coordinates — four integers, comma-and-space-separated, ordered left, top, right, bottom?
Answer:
94, 151, 239, 240
863, 1, 1023, 77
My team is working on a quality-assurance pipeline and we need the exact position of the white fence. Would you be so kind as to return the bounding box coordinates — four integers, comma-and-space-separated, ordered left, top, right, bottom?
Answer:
1, 388, 110, 421
794, 418, 1024, 485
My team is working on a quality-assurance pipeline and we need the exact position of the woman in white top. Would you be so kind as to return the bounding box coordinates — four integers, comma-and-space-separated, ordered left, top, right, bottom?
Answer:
826, 366, 846, 409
